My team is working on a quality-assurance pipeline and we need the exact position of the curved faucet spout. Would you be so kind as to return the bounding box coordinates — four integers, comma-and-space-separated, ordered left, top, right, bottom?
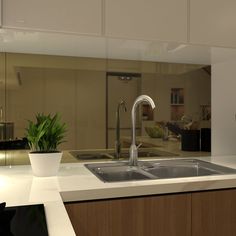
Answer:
131, 95, 155, 145
129, 95, 156, 166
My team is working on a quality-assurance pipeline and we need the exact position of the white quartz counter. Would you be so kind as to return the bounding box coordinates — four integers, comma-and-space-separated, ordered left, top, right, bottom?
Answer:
1, 155, 236, 236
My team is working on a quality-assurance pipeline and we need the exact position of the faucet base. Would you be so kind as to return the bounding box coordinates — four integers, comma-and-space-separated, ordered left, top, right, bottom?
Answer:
129, 144, 138, 166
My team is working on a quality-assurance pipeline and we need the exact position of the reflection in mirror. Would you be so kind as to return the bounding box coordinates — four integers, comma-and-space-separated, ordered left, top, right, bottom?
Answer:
107, 72, 142, 150
0, 53, 6, 166
0, 52, 211, 166
0, 30, 212, 165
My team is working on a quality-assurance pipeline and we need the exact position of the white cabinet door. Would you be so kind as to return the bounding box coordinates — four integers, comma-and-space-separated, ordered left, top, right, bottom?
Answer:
190, 0, 236, 47
0, 0, 2, 27
105, 0, 188, 42
2, 0, 102, 35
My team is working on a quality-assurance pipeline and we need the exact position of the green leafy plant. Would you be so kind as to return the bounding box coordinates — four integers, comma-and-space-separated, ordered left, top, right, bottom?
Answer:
26, 113, 66, 153
145, 126, 164, 138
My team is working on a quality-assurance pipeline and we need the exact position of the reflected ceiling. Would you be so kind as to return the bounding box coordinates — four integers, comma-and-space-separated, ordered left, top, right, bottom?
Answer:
0, 28, 215, 65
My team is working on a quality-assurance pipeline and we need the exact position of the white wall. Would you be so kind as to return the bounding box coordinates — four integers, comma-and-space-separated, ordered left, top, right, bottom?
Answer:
212, 60, 236, 155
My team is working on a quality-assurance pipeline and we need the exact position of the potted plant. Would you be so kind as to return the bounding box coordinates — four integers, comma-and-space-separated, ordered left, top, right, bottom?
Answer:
26, 113, 66, 177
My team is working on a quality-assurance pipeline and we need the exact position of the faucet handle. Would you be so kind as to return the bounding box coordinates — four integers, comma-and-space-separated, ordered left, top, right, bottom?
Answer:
137, 143, 142, 149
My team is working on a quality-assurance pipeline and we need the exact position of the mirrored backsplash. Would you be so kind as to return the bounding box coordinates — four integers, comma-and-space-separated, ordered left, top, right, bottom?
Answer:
0, 52, 211, 166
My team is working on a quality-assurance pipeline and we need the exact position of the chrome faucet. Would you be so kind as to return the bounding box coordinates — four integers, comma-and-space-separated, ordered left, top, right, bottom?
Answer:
129, 95, 155, 166
115, 100, 127, 159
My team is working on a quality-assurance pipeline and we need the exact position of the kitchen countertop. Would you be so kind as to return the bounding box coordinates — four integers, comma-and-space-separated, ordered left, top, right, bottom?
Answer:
1, 155, 236, 235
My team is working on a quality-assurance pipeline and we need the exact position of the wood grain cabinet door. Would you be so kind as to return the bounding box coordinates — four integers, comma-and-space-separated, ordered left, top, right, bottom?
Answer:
192, 189, 236, 236
65, 193, 191, 236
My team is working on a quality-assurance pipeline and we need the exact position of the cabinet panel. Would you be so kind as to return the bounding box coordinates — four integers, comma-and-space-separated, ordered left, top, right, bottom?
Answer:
105, 0, 188, 42
65, 194, 191, 236
2, 0, 102, 35
75, 70, 106, 149
190, 0, 236, 47
192, 189, 236, 236
0, 0, 2, 27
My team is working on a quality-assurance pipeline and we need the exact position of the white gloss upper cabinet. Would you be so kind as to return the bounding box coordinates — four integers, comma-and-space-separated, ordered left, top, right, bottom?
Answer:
2, 0, 102, 35
190, 0, 236, 47
0, 0, 2, 27
105, 0, 188, 42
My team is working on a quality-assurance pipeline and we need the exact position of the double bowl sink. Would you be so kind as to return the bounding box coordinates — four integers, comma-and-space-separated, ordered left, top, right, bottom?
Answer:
85, 159, 236, 182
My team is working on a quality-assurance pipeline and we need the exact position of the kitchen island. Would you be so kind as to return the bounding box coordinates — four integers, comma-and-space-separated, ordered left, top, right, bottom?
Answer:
1, 155, 236, 235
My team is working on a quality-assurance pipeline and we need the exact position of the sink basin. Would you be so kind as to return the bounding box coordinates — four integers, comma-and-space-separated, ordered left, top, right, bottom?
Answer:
85, 159, 236, 182
88, 163, 152, 182
141, 159, 236, 179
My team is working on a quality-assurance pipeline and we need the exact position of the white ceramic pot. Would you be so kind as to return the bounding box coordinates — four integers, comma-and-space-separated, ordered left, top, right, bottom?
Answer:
29, 152, 62, 177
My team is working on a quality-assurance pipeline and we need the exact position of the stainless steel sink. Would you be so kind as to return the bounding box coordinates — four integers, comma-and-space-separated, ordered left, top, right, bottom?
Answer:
85, 159, 236, 182
141, 159, 236, 179
88, 163, 152, 182
70, 149, 176, 160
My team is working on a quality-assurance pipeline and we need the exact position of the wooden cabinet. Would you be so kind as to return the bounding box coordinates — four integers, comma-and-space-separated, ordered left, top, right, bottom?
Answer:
190, 0, 236, 47
192, 189, 236, 236
105, 0, 188, 42
2, 0, 102, 35
65, 189, 236, 236
65, 193, 191, 236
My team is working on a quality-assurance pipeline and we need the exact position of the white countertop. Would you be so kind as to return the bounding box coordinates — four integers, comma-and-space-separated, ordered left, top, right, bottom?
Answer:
1, 155, 236, 236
